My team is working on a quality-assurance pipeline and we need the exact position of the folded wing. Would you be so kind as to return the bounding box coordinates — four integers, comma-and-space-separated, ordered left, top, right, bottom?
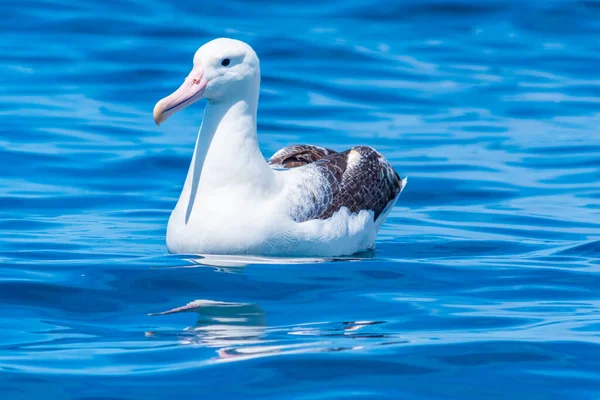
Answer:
268, 144, 406, 222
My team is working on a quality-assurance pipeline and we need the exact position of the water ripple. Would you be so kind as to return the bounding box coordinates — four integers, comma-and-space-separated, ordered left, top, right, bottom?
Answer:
2, 0, 600, 398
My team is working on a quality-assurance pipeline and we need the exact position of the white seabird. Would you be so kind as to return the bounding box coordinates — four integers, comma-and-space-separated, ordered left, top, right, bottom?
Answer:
153, 38, 407, 257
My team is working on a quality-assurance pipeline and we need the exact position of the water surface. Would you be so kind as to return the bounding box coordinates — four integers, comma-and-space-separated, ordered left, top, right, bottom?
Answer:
2, 0, 600, 399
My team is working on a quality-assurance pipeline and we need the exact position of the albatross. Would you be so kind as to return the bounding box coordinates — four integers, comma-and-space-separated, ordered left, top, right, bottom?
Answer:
153, 38, 407, 257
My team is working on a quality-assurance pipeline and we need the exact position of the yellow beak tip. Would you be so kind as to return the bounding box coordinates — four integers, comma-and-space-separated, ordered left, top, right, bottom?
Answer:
153, 105, 165, 126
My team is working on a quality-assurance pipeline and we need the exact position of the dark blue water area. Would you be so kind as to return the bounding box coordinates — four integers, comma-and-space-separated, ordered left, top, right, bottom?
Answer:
2, 0, 600, 398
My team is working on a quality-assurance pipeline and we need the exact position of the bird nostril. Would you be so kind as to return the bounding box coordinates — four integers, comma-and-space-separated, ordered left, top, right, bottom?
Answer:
192, 78, 198, 84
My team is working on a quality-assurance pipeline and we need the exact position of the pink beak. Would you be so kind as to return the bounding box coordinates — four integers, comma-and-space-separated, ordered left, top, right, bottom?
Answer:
153, 64, 207, 126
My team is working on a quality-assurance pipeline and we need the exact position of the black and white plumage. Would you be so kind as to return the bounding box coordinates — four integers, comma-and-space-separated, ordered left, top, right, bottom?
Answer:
153, 38, 407, 257
268, 144, 336, 168
268, 144, 405, 223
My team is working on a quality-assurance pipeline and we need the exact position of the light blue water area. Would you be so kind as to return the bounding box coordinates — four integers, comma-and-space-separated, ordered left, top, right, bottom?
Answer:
2, 0, 600, 398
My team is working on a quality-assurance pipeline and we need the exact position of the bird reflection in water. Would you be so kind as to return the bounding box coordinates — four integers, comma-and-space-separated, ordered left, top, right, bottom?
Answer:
147, 254, 385, 361
197, 253, 370, 267
148, 299, 274, 359
148, 298, 389, 361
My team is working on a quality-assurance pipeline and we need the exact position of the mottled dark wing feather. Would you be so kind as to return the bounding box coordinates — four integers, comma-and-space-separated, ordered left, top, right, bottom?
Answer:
285, 145, 405, 223
268, 144, 336, 168
316, 146, 403, 221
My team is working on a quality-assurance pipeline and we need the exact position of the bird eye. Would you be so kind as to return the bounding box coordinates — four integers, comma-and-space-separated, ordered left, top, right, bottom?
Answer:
221, 58, 231, 67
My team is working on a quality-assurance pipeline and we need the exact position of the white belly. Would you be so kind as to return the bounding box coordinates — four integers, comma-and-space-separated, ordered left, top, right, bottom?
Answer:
166, 187, 282, 255
166, 191, 389, 257
165, 166, 398, 257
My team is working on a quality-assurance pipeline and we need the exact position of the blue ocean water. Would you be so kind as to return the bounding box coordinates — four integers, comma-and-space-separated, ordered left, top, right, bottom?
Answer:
2, 0, 600, 398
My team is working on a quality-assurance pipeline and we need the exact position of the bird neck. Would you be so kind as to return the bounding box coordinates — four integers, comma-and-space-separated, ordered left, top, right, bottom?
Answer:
182, 86, 276, 222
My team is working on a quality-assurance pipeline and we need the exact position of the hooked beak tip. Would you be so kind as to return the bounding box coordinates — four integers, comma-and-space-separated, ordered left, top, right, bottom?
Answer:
153, 102, 165, 126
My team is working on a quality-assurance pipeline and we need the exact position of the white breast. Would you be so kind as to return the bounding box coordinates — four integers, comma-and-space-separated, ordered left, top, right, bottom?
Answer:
166, 167, 389, 256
